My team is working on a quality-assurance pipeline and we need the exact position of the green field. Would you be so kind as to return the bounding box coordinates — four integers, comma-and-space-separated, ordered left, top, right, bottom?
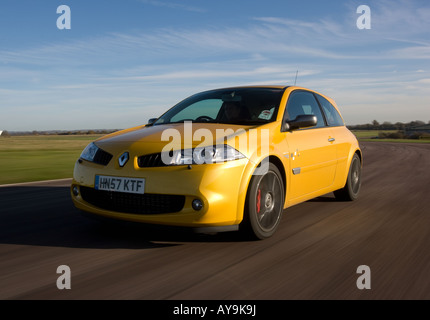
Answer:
0, 135, 102, 185
351, 130, 430, 143
351, 130, 396, 139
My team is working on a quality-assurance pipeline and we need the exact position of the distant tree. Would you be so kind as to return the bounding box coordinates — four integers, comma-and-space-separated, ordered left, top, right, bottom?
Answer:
409, 120, 425, 127
372, 120, 380, 127
381, 121, 394, 130
394, 122, 405, 131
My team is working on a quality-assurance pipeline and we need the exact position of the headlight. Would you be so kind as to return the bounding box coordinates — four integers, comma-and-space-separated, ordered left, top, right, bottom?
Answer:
162, 144, 245, 166
80, 142, 99, 162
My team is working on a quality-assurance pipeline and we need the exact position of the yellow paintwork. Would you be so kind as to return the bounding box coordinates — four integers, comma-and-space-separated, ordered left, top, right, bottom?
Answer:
71, 86, 361, 229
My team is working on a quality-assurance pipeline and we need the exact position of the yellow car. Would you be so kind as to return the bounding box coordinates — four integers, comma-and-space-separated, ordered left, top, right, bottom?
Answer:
71, 86, 362, 239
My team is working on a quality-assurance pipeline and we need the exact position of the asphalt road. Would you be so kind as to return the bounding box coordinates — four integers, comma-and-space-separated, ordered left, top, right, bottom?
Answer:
1, 141, 430, 300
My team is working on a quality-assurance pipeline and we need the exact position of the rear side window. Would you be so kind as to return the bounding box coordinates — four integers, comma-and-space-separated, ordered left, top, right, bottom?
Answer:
316, 94, 344, 127
285, 91, 325, 128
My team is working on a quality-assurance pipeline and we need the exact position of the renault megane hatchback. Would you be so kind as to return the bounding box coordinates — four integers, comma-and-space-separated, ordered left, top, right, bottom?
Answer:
71, 86, 362, 239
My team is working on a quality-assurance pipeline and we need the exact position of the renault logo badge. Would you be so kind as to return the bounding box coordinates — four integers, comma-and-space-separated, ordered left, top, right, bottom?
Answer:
118, 152, 129, 167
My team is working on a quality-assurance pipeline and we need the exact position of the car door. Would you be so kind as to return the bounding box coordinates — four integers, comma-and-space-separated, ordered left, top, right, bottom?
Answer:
283, 90, 337, 200
315, 93, 350, 172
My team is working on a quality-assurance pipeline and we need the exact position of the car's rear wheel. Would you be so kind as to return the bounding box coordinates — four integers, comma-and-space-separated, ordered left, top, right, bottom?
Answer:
334, 153, 361, 201
242, 163, 284, 240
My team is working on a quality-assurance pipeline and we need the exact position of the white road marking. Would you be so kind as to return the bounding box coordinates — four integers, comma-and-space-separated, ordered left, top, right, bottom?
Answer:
0, 178, 73, 188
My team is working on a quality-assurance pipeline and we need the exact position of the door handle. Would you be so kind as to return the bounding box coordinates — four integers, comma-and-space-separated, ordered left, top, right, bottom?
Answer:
328, 138, 335, 142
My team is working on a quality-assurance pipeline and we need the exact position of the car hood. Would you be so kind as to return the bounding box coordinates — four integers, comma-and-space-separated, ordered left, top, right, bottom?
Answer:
94, 123, 261, 156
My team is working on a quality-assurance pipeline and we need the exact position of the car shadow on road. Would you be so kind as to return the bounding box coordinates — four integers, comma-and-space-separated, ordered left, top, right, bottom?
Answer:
306, 194, 338, 202
0, 186, 245, 249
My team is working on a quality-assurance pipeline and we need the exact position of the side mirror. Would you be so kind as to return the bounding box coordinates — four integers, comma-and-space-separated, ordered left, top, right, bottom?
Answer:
283, 114, 317, 131
147, 118, 158, 125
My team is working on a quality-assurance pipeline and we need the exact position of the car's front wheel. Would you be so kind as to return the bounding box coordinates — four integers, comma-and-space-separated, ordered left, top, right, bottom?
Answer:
334, 153, 362, 201
242, 163, 285, 240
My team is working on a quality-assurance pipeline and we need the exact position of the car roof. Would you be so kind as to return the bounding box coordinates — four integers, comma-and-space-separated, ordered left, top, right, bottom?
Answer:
210, 85, 290, 90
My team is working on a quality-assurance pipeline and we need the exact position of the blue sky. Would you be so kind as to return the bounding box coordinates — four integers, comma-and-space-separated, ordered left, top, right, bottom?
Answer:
1, 0, 429, 131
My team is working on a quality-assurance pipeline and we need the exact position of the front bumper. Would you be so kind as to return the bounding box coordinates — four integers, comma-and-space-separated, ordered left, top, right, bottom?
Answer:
71, 157, 252, 228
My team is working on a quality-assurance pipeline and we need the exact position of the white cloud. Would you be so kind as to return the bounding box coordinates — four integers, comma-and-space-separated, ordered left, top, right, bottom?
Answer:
388, 46, 430, 59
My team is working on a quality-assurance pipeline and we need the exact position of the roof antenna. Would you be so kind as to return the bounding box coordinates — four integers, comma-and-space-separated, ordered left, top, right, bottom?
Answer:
294, 70, 299, 85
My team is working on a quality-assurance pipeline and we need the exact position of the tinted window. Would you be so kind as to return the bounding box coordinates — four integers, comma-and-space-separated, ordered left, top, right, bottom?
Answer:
170, 99, 222, 122
285, 91, 325, 128
316, 94, 344, 127
154, 88, 284, 126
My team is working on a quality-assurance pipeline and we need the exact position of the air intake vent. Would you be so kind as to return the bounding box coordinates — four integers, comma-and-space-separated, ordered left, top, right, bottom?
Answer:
137, 153, 167, 168
80, 187, 185, 215
93, 149, 113, 166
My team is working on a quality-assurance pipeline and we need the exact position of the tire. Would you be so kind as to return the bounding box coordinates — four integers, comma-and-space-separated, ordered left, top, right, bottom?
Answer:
242, 163, 285, 240
334, 153, 361, 201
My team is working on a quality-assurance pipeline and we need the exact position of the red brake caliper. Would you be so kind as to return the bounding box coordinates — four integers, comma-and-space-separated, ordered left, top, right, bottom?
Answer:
256, 189, 261, 214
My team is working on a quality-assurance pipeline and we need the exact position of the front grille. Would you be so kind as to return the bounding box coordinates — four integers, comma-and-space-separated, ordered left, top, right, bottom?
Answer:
137, 153, 167, 168
80, 187, 185, 215
93, 149, 113, 166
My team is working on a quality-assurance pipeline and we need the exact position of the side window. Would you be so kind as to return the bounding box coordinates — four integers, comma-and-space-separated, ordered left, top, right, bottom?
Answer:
316, 94, 344, 127
284, 91, 325, 128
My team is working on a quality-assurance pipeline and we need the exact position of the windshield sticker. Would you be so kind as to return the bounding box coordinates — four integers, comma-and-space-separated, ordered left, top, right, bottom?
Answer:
258, 108, 274, 120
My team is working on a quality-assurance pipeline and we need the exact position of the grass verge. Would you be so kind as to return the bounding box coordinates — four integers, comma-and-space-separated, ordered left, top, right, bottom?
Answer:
351, 130, 430, 143
0, 135, 101, 185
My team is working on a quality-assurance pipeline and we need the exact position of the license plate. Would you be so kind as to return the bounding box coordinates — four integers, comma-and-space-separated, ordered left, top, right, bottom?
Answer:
95, 175, 145, 194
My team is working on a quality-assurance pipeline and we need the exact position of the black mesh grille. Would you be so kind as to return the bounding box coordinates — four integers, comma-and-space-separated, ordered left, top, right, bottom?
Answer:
137, 153, 167, 168
92, 149, 113, 166
80, 187, 185, 215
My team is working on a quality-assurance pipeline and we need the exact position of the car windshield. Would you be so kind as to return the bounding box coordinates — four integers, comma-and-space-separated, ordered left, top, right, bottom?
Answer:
153, 88, 285, 126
